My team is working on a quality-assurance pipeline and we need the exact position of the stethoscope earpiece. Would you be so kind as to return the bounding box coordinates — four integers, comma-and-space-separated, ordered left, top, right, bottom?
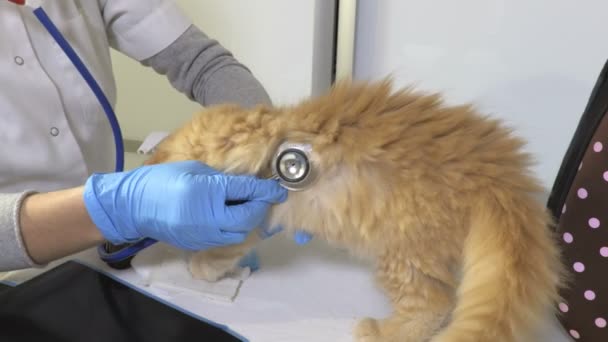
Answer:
272, 142, 317, 191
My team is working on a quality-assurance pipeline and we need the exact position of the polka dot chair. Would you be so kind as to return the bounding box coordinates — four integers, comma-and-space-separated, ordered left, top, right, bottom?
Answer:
547, 58, 608, 341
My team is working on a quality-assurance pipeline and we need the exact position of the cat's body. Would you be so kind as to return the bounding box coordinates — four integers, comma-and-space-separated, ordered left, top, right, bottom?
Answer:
145, 80, 565, 341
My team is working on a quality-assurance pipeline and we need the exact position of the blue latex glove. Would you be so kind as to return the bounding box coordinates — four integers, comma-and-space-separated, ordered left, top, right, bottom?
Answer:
83, 160, 288, 251
258, 222, 314, 245
238, 249, 260, 272
237, 232, 311, 274
294, 230, 313, 245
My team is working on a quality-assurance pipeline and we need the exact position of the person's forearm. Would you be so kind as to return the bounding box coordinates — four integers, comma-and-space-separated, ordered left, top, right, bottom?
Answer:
19, 187, 104, 265
142, 25, 273, 108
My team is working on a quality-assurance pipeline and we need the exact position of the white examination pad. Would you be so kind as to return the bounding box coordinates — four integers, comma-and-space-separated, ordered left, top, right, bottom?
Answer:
130, 243, 250, 303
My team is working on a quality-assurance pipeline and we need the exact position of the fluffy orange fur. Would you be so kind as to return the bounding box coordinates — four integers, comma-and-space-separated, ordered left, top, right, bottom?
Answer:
144, 79, 565, 341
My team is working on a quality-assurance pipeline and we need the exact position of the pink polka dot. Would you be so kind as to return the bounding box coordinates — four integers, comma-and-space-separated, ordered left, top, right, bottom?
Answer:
604, 171, 608, 182
594, 141, 604, 152
585, 290, 596, 301
596, 318, 607, 328
600, 247, 608, 257
563, 232, 574, 244
573, 262, 585, 273
577, 188, 588, 199
570, 329, 580, 339
559, 303, 569, 313
589, 218, 601, 229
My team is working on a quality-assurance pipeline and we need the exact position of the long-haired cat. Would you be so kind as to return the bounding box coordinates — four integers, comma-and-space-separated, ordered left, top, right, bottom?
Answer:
143, 79, 565, 342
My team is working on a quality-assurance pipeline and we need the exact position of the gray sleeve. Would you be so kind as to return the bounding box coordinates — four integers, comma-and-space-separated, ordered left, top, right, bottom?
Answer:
141, 25, 273, 108
0, 192, 40, 272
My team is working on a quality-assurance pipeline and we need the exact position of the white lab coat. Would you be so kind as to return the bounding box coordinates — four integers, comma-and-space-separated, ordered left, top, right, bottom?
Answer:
0, 0, 191, 193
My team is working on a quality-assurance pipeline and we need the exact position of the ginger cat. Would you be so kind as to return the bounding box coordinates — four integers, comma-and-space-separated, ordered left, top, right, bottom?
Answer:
144, 79, 565, 342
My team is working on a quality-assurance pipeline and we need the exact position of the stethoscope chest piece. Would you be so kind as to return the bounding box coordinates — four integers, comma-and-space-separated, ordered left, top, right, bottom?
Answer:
272, 142, 317, 191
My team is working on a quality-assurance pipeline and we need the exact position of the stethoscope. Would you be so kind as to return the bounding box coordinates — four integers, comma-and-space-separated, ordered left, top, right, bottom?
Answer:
11, 0, 316, 268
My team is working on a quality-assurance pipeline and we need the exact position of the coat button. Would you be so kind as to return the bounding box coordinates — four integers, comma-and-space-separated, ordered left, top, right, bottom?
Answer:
14, 56, 24, 65
50, 127, 59, 136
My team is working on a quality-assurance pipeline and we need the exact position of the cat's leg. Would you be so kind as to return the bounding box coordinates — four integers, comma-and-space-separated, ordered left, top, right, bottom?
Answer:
356, 262, 456, 342
188, 231, 261, 282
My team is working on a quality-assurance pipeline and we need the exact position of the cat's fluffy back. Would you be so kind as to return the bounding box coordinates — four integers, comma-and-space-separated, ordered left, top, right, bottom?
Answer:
265, 80, 546, 248
150, 79, 547, 252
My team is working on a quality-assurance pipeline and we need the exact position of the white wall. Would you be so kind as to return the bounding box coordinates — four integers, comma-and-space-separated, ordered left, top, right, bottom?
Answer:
354, 0, 608, 189
112, 0, 335, 141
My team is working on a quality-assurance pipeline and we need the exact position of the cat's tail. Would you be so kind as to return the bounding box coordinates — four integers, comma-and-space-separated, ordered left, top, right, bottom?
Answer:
431, 193, 565, 342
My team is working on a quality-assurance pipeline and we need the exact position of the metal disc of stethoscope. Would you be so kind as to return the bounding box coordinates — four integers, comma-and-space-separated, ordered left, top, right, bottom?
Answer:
272, 142, 317, 191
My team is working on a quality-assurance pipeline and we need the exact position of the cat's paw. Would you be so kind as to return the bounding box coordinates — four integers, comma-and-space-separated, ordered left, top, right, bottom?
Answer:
188, 252, 238, 282
355, 317, 382, 342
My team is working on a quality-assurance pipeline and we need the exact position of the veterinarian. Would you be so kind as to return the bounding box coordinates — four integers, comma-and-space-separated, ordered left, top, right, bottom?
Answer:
0, 1, 297, 272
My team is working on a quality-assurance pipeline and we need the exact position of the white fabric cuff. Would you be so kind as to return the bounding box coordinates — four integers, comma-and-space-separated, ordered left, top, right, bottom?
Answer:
0, 191, 43, 271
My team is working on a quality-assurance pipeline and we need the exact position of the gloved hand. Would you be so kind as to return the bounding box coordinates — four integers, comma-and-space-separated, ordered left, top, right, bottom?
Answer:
83, 160, 287, 251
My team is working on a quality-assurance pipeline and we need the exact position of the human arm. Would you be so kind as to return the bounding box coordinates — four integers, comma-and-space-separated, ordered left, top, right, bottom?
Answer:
18, 187, 104, 266
0, 189, 105, 271
141, 25, 272, 107
0, 161, 287, 272
100, 0, 270, 106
